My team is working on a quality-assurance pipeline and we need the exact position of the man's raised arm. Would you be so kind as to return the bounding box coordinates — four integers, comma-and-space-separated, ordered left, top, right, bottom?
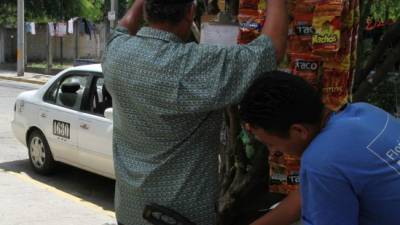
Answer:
119, 0, 145, 35
261, 0, 288, 62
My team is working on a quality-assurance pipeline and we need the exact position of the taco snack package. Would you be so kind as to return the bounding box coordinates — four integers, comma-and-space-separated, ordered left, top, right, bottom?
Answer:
270, 153, 301, 194
290, 53, 323, 88
293, 12, 315, 41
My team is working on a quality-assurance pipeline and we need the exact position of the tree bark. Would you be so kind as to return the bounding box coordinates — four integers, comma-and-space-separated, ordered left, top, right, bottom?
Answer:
353, 40, 400, 102
354, 21, 400, 86
218, 106, 273, 225
354, 0, 372, 72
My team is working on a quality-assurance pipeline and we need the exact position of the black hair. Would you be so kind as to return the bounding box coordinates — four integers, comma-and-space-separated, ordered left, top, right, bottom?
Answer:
144, 0, 193, 25
239, 71, 324, 137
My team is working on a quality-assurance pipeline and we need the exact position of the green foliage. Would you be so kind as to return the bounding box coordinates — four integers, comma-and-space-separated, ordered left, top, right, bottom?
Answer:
0, 0, 105, 26
0, 3, 17, 26
370, 0, 400, 20
367, 72, 400, 116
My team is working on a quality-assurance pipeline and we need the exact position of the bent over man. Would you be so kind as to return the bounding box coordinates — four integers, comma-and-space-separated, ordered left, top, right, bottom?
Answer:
241, 71, 400, 225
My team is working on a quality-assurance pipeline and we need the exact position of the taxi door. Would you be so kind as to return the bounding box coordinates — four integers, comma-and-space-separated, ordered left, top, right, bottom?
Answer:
40, 72, 90, 164
77, 74, 114, 178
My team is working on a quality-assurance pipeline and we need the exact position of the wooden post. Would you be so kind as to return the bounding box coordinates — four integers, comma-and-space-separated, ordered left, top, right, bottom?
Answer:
46, 24, 53, 74
17, 0, 24, 76
24, 29, 28, 67
60, 36, 63, 66
75, 20, 79, 60
0, 27, 5, 64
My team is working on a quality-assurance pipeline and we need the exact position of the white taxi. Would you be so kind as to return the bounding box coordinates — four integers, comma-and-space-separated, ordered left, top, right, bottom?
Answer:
11, 64, 115, 179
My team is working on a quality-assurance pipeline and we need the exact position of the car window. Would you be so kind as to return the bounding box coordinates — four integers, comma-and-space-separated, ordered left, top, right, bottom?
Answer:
55, 75, 88, 110
43, 81, 59, 103
88, 77, 112, 116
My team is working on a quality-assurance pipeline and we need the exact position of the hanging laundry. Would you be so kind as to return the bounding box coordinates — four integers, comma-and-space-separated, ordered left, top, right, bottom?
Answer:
80, 18, 95, 40
79, 18, 86, 34
56, 22, 67, 37
68, 17, 79, 34
24, 22, 36, 34
87, 21, 95, 39
24, 23, 31, 33
48, 22, 55, 36
68, 19, 74, 34
30, 22, 36, 35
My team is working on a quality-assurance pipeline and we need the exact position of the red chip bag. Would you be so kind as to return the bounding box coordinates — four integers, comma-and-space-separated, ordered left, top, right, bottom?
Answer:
290, 53, 323, 88
322, 68, 350, 111
293, 12, 315, 41
238, 9, 265, 44
239, 0, 260, 10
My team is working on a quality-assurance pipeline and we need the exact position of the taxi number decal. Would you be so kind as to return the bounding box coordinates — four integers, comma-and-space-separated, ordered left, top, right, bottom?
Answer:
53, 120, 70, 139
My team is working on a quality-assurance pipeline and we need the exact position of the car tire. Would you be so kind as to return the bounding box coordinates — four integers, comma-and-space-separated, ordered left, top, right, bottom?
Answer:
27, 130, 56, 174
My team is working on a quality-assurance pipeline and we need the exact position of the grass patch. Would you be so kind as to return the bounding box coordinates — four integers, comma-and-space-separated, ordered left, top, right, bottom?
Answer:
27, 62, 73, 70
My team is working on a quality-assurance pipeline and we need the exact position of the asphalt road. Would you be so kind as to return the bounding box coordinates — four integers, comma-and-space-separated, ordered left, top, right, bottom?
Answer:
0, 80, 117, 225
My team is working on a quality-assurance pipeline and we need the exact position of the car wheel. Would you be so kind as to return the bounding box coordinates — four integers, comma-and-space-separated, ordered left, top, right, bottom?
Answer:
28, 130, 56, 174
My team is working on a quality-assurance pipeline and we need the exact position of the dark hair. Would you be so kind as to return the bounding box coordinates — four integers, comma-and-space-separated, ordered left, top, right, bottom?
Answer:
239, 71, 324, 137
144, 0, 193, 25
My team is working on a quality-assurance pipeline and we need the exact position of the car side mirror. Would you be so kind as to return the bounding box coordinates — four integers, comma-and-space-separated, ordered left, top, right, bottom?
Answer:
104, 108, 113, 121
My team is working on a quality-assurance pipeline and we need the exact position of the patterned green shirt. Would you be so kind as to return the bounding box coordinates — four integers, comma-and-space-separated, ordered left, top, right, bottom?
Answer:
102, 26, 276, 225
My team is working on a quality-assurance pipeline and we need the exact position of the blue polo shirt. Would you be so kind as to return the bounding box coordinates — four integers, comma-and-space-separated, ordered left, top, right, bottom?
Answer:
301, 103, 400, 225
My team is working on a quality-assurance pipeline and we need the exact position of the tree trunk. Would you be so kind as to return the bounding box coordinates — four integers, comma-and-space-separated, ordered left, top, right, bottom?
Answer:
354, 21, 400, 86
217, 107, 281, 225
353, 21, 400, 101
353, 40, 400, 102
0, 27, 5, 63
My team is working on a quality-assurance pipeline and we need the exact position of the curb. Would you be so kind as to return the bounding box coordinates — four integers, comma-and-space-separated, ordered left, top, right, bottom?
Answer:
0, 76, 48, 85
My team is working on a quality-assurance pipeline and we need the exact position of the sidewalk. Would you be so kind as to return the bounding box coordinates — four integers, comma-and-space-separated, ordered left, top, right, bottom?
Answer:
0, 170, 117, 225
0, 69, 52, 85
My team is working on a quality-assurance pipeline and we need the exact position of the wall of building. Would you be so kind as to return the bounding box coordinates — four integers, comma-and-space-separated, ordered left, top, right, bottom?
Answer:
0, 22, 107, 63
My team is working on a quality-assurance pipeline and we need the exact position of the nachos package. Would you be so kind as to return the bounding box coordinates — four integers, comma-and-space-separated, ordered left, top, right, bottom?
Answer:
312, 1, 343, 53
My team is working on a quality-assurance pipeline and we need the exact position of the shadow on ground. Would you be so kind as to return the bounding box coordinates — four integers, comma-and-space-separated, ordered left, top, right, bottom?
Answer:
0, 159, 115, 212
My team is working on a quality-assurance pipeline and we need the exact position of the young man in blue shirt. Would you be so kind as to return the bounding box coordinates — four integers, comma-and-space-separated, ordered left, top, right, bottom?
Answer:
240, 71, 400, 225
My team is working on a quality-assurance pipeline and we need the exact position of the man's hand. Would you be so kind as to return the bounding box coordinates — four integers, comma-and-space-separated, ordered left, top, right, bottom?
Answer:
119, 0, 145, 35
250, 190, 301, 225
261, 0, 288, 63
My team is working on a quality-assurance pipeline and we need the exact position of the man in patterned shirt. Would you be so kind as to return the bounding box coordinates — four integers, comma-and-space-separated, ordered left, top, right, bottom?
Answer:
102, 0, 288, 224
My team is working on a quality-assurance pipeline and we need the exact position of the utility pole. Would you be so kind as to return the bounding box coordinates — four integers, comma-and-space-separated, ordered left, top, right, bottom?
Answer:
17, 0, 25, 76
109, 0, 118, 29
46, 25, 53, 74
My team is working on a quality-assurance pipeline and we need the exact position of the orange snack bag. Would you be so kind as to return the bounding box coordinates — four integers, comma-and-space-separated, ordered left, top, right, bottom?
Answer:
293, 1, 316, 14
290, 53, 323, 89
239, 0, 260, 10
288, 37, 313, 53
322, 68, 350, 111
312, 2, 343, 53
270, 153, 300, 194
293, 12, 315, 41
288, 11, 315, 53
238, 9, 265, 44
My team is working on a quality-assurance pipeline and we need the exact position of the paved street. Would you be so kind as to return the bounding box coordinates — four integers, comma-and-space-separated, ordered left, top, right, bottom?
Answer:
0, 80, 117, 225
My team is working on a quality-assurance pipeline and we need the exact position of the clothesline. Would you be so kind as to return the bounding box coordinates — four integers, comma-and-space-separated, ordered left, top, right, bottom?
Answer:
25, 17, 96, 39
